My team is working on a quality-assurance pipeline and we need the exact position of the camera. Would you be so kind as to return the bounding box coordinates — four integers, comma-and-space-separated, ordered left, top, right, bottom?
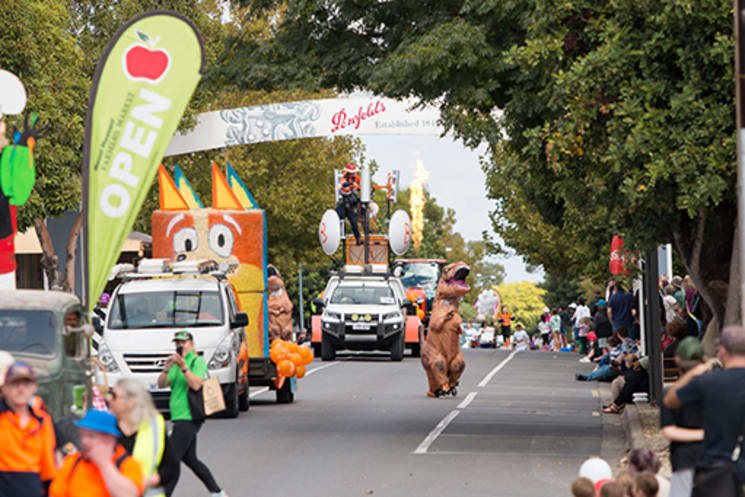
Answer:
176, 345, 184, 357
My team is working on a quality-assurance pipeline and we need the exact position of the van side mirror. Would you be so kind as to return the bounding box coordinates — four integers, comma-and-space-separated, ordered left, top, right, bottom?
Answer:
231, 312, 249, 328
92, 316, 104, 335
312, 297, 325, 311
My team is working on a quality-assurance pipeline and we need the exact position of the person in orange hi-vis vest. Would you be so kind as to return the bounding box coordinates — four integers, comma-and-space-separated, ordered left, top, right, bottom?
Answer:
497, 306, 513, 349
0, 361, 57, 497
50, 409, 142, 497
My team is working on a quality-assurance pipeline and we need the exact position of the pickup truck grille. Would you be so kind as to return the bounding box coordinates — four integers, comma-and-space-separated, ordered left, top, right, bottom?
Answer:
123, 352, 204, 373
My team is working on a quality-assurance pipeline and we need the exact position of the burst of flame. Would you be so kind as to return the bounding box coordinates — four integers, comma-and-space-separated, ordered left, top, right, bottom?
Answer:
409, 156, 430, 252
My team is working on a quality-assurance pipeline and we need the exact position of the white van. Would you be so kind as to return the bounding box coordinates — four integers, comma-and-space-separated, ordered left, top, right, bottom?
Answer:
96, 260, 249, 417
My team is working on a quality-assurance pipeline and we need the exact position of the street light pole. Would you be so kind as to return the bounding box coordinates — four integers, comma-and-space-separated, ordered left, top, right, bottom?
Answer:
736, 0, 745, 325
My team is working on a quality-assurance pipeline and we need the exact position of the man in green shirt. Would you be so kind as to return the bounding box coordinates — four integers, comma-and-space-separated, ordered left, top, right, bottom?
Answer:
157, 331, 227, 497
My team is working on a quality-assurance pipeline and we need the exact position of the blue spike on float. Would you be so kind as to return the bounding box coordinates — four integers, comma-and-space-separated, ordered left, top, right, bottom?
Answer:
174, 164, 203, 209
227, 162, 259, 209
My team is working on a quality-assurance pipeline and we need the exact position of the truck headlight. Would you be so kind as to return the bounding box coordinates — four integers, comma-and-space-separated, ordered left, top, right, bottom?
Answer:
98, 343, 120, 373
208, 337, 232, 370
323, 312, 341, 324
383, 312, 403, 323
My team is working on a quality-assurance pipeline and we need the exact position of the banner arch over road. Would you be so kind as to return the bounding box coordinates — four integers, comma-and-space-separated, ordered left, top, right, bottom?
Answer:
164, 96, 444, 156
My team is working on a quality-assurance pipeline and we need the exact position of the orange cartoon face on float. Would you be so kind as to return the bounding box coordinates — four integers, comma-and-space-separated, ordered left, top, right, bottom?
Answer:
151, 163, 268, 356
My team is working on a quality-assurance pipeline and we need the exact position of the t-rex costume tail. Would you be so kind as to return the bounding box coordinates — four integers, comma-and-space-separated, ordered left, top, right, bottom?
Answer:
421, 261, 470, 398
267, 264, 293, 341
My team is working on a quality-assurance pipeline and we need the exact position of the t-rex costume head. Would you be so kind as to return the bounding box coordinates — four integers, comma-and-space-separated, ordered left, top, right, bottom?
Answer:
267, 264, 293, 341
421, 261, 470, 398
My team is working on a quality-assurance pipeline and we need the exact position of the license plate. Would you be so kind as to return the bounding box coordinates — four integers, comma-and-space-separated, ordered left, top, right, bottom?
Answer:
352, 323, 370, 330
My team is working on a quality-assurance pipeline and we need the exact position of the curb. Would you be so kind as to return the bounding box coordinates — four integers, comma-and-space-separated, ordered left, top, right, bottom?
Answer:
621, 402, 645, 451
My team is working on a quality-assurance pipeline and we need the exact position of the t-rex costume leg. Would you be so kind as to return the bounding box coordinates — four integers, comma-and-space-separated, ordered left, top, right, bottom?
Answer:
421, 261, 470, 397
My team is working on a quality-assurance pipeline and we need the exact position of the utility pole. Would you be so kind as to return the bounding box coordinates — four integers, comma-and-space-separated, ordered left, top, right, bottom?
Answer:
298, 264, 305, 337
644, 252, 663, 404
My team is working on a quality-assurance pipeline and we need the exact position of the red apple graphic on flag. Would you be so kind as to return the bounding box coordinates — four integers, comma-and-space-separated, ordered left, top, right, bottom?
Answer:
123, 29, 171, 84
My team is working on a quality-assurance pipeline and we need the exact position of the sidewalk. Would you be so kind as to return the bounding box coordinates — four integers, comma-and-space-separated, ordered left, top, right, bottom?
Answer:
619, 398, 672, 477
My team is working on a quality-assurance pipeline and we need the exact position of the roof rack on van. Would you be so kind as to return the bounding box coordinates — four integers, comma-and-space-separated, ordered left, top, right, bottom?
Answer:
335, 264, 392, 281
109, 258, 237, 281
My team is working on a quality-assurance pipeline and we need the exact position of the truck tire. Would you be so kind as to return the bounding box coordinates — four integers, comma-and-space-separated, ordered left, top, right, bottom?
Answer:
390, 332, 404, 362
276, 379, 294, 404
221, 382, 240, 418
239, 386, 250, 411
410, 326, 424, 358
321, 334, 336, 361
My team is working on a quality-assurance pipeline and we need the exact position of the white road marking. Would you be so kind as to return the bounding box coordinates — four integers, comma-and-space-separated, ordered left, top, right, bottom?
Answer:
457, 391, 478, 409
477, 350, 519, 387
305, 361, 340, 376
248, 361, 340, 398
249, 387, 269, 398
413, 410, 460, 454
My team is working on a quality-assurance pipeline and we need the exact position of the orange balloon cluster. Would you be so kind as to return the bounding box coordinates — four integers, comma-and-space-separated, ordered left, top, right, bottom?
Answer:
269, 339, 314, 378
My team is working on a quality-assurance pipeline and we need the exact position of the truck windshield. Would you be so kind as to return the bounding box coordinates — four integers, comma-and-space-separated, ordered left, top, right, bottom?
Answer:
108, 291, 224, 329
0, 310, 56, 356
330, 286, 396, 305
399, 263, 439, 292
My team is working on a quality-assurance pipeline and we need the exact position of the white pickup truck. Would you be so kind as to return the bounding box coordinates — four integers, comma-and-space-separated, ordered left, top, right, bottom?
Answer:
317, 271, 413, 361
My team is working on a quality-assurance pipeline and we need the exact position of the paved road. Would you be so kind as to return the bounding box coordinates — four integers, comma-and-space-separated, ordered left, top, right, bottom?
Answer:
173, 348, 623, 497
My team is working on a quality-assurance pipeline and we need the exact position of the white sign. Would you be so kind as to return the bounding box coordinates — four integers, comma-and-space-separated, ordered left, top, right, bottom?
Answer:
165, 97, 444, 156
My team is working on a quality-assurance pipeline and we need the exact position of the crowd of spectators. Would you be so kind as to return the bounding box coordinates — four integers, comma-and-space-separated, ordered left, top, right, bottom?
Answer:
572, 451, 668, 497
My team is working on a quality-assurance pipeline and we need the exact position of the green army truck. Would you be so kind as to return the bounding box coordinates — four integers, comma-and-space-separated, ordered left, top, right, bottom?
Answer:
0, 290, 92, 450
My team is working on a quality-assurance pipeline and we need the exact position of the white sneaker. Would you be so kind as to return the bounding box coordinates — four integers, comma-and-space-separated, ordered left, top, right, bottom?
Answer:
579, 357, 590, 363
210, 492, 228, 497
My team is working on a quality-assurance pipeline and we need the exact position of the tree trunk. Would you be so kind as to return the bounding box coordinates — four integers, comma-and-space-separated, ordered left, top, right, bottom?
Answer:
64, 211, 84, 293
33, 219, 65, 291
724, 222, 741, 327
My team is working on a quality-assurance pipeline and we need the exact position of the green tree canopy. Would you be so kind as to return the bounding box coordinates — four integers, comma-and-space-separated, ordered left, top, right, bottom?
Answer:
495, 281, 547, 333
220, 0, 739, 330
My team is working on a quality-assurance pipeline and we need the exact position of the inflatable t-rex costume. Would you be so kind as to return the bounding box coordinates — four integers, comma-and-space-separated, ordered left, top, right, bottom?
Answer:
421, 261, 470, 398
267, 264, 293, 341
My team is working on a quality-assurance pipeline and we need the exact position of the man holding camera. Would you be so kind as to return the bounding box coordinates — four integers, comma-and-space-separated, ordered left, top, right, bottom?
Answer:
157, 331, 227, 497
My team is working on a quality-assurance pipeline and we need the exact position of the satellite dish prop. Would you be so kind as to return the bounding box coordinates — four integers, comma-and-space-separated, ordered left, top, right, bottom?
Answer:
0, 70, 27, 117
319, 209, 341, 256
388, 209, 412, 256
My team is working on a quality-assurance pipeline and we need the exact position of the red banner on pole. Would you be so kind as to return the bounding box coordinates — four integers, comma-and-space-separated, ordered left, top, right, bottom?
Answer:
610, 235, 628, 275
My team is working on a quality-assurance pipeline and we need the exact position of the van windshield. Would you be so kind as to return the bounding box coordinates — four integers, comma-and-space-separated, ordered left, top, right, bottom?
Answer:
0, 310, 56, 356
330, 285, 396, 305
108, 291, 224, 329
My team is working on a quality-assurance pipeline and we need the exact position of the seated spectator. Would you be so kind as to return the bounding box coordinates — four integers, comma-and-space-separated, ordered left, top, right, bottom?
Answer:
512, 324, 530, 351
576, 335, 625, 382
632, 473, 659, 497
627, 449, 670, 497
660, 336, 704, 497
595, 335, 622, 366
603, 355, 649, 414
571, 477, 596, 497
580, 332, 600, 363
